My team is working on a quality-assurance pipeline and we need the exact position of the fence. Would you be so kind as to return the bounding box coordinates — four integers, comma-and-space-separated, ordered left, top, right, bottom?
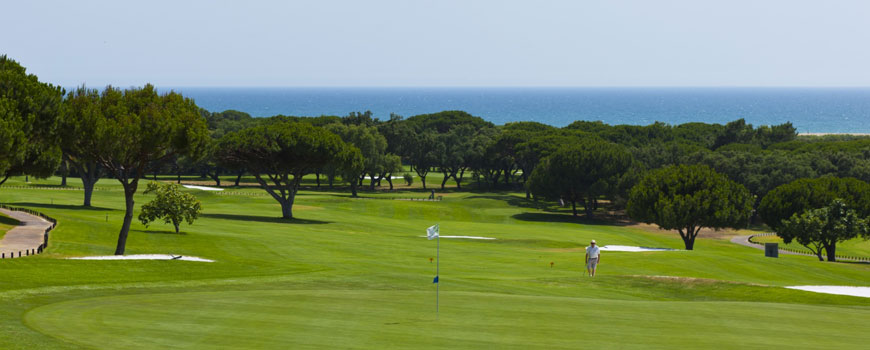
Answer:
0, 185, 117, 191
747, 232, 870, 262
214, 191, 269, 197
392, 196, 443, 202
0, 204, 57, 259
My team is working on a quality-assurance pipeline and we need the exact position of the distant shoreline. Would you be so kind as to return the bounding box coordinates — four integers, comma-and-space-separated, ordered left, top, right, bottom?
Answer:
167, 88, 870, 133
799, 133, 870, 136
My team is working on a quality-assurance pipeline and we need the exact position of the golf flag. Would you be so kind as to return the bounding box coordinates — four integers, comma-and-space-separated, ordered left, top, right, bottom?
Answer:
427, 224, 439, 240
428, 223, 441, 316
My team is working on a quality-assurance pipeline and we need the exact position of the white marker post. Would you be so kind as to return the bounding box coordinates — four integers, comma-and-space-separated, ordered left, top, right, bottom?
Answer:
427, 224, 440, 318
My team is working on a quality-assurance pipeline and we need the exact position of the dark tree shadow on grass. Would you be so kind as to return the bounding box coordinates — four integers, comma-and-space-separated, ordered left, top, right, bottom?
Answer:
133, 229, 187, 235
201, 213, 330, 225
9, 202, 116, 211
466, 194, 559, 211
512, 212, 633, 226
840, 260, 870, 265
487, 238, 586, 249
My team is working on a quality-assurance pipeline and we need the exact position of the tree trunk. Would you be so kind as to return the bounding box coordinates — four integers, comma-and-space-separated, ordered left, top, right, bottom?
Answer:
235, 172, 243, 186
59, 157, 69, 186
75, 161, 101, 207
316, 172, 321, 188
280, 198, 294, 219
571, 200, 577, 216
680, 227, 697, 250
684, 237, 695, 250
825, 242, 837, 262
387, 177, 394, 190
421, 176, 427, 189
174, 223, 180, 234
453, 172, 463, 189
211, 172, 221, 187
83, 179, 95, 207
254, 174, 298, 220
350, 182, 358, 197
440, 172, 449, 189
490, 170, 501, 188
177, 173, 181, 184
114, 185, 136, 255
585, 198, 594, 217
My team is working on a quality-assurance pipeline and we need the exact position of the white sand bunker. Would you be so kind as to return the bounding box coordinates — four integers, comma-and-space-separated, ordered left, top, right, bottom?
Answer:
786, 286, 870, 298
419, 235, 496, 240
68, 254, 214, 262
600, 245, 680, 252
182, 185, 224, 191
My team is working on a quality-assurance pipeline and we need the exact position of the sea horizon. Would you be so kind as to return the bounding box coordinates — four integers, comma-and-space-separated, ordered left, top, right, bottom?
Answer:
148, 86, 870, 133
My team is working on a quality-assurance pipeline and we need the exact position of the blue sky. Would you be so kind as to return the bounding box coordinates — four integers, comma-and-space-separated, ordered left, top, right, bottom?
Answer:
3, 0, 869, 87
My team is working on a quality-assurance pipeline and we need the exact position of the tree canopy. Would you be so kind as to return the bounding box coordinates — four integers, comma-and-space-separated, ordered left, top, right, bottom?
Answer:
69, 84, 209, 255
528, 139, 631, 216
138, 182, 203, 234
61, 87, 106, 206
780, 199, 870, 261
218, 121, 349, 218
758, 177, 870, 233
405, 110, 493, 133
0, 55, 63, 185
325, 123, 399, 192
627, 165, 753, 250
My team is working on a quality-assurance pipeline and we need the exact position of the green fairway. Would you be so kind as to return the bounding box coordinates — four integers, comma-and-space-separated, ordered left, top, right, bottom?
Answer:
1, 176, 869, 349
25, 289, 870, 349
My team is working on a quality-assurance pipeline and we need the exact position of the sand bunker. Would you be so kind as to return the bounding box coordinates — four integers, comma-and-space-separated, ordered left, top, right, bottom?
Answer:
182, 185, 224, 191
68, 254, 214, 262
786, 286, 870, 298
600, 245, 680, 252
419, 235, 496, 240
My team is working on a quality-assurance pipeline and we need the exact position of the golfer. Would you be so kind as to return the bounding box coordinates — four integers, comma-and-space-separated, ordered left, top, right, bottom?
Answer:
585, 240, 600, 277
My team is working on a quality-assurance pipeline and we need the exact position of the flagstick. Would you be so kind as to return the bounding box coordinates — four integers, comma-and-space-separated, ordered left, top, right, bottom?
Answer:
436, 233, 440, 319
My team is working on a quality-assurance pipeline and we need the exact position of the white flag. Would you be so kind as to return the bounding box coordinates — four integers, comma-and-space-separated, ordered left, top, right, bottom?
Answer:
427, 224, 439, 240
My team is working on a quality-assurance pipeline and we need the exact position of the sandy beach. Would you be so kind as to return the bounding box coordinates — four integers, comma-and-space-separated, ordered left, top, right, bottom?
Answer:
799, 133, 870, 136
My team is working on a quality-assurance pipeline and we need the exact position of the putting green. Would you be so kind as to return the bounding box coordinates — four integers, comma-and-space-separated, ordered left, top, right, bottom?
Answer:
25, 289, 870, 349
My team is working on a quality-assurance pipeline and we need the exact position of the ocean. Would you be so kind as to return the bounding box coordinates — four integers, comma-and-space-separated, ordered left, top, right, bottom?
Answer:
166, 87, 870, 133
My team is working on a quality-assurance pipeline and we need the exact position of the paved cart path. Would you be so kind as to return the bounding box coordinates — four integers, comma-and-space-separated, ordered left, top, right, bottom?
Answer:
0, 208, 52, 256
731, 234, 870, 262
730, 235, 803, 256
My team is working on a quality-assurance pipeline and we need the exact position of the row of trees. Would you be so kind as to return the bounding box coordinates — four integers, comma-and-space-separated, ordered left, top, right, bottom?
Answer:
3, 56, 209, 255
4, 55, 870, 258
607, 163, 869, 259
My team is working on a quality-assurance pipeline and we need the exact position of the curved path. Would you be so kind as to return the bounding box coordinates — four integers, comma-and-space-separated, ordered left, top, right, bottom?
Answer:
730, 235, 804, 256
0, 208, 52, 257
731, 234, 869, 262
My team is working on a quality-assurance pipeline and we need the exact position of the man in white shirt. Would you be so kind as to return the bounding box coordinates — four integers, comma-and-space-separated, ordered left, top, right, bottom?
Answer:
585, 240, 601, 277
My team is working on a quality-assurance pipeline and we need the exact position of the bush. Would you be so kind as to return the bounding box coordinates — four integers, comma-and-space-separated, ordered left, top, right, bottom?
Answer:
403, 173, 414, 186
138, 182, 202, 233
